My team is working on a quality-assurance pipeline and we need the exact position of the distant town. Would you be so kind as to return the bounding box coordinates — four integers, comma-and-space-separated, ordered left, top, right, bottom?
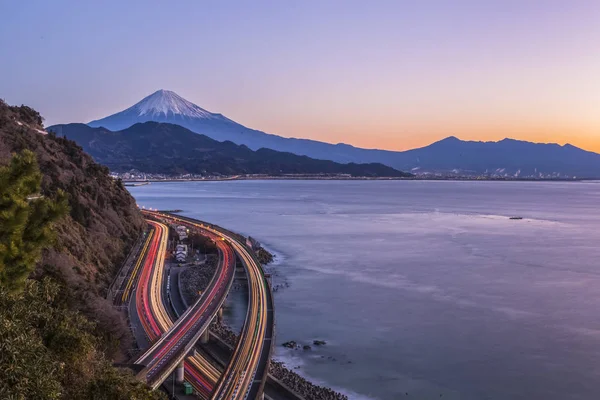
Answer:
113, 170, 582, 183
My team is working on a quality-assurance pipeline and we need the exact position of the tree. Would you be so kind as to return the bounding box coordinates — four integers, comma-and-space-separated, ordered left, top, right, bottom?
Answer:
0, 150, 68, 293
0, 279, 66, 399
0, 278, 166, 400
85, 364, 167, 400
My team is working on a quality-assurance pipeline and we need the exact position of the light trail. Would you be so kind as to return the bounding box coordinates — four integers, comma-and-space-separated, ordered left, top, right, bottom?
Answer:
142, 211, 272, 400
120, 228, 155, 305
134, 215, 235, 394
132, 220, 217, 397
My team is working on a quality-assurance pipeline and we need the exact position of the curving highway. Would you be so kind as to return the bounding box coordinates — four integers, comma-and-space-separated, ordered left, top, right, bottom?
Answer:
124, 219, 225, 397
134, 219, 236, 391
124, 211, 275, 399
146, 220, 224, 396
116, 219, 223, 397
212, 238, 270, 400
129, 220, 220, 396
146, 211, 275, 400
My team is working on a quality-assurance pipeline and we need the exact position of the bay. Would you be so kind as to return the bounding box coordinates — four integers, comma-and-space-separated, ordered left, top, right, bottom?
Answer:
129, 180, 600, 400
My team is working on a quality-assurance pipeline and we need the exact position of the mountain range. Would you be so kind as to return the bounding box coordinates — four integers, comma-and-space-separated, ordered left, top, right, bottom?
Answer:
48, 122, 407, 177
81, 89, 600, 178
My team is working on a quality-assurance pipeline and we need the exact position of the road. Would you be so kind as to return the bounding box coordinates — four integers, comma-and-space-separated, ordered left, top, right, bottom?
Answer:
167, 272, 297, 400
123, 219, 225, 397
131, 219, 235, 394
126, 220, 216, 397
147, 211, 274, 400
212, 238, 270, 400
163, 263, 224, 397
115, 228, 155, 307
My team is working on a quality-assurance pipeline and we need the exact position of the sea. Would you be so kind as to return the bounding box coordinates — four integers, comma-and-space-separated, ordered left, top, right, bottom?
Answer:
129, 180, 600, 400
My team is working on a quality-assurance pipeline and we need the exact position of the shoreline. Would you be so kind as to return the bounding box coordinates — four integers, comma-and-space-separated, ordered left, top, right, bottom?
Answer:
212, 320, 350, 400
273, 354, 376, 400
254, 244, 351, 400
123, 176, 585, 183
177, 223, 350, 400
136, 184, 600, 400
257, 244, 375, 400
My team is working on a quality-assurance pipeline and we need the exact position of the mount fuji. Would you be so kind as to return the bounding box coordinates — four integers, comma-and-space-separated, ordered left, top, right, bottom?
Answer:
85, 89, 600, 178
88, 89, 240, 136
90, 89, 332, 157
88, 89, 394, 164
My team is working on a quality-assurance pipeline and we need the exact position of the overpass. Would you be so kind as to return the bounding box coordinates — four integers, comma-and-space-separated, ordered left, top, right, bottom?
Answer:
112, 219, 225, 396
124, 219, 224, 396
145, 211, 275, 400
138, 218, 301, 400
132, 219, 236, 391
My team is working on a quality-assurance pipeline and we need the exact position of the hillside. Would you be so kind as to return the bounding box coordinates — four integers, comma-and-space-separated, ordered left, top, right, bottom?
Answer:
1, 101, 144, 329
0, 100, 161, 398
48, 122, 410, 177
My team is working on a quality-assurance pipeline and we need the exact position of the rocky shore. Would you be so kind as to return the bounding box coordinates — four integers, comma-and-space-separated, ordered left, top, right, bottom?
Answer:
269, 360, 348, 400
211, 321, 348, 400
256, 246, 274, 264
183, 236, 347, 400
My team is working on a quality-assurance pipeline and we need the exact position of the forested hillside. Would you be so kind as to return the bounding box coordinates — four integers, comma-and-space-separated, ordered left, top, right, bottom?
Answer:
0, 100, 163, 399
48, 122, 411, 177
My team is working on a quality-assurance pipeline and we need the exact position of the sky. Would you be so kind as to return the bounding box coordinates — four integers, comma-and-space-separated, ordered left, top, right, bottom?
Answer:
1, 0, 600, 152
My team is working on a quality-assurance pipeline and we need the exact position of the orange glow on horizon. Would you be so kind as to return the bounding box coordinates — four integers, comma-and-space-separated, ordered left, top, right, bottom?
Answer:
247, 118, 600, 154
331, 128, 600, 153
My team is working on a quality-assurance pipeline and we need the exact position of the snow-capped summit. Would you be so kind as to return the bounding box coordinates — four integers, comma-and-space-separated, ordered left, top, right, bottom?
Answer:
78, 88, 600, 178
128, 89, 216, 119
88, 89, 234, 132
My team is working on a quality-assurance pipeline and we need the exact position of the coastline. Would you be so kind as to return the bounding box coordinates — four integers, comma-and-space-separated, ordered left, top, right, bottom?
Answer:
122, 176, 583, 183
123, 176, 411, 182
273, 351, 376, 400
256, 243, 352, 400
257, 243, 376, 400
259, 242, 285, 267
177, 222, 351, 400
132, 181, 600, 400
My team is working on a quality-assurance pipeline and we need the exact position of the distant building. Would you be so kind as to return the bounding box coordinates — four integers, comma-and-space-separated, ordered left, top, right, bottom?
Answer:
175, 225, 188, 241
175, 244, 188, 263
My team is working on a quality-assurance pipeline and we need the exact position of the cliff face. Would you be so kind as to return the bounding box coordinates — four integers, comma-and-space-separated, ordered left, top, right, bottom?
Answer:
0, 100, 145, 355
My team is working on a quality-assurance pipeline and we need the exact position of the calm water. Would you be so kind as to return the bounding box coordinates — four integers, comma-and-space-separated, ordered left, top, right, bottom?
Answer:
130, 180, 600, 400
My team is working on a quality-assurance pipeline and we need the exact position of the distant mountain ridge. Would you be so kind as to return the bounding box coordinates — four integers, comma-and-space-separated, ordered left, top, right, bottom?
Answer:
392, 136, 600, 178
85, 90, 600, 178
49, 122, 409, 177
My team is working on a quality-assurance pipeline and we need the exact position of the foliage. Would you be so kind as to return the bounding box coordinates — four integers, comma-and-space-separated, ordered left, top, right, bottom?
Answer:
1, 99, 146, 358
188, 231, 218, 254
0, 278, 165, 400
0, 99, 43, 126
0, 103, 164, 398
0, 150, 68, 293
85, 364, 166, 400
0, 101, 165, 398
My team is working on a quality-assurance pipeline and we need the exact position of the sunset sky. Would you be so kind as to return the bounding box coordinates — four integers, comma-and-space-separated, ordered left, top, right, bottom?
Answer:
1, 1, 600, 152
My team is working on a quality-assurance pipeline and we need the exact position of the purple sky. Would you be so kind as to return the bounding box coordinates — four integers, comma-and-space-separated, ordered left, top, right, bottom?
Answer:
1, 1, 599, 151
